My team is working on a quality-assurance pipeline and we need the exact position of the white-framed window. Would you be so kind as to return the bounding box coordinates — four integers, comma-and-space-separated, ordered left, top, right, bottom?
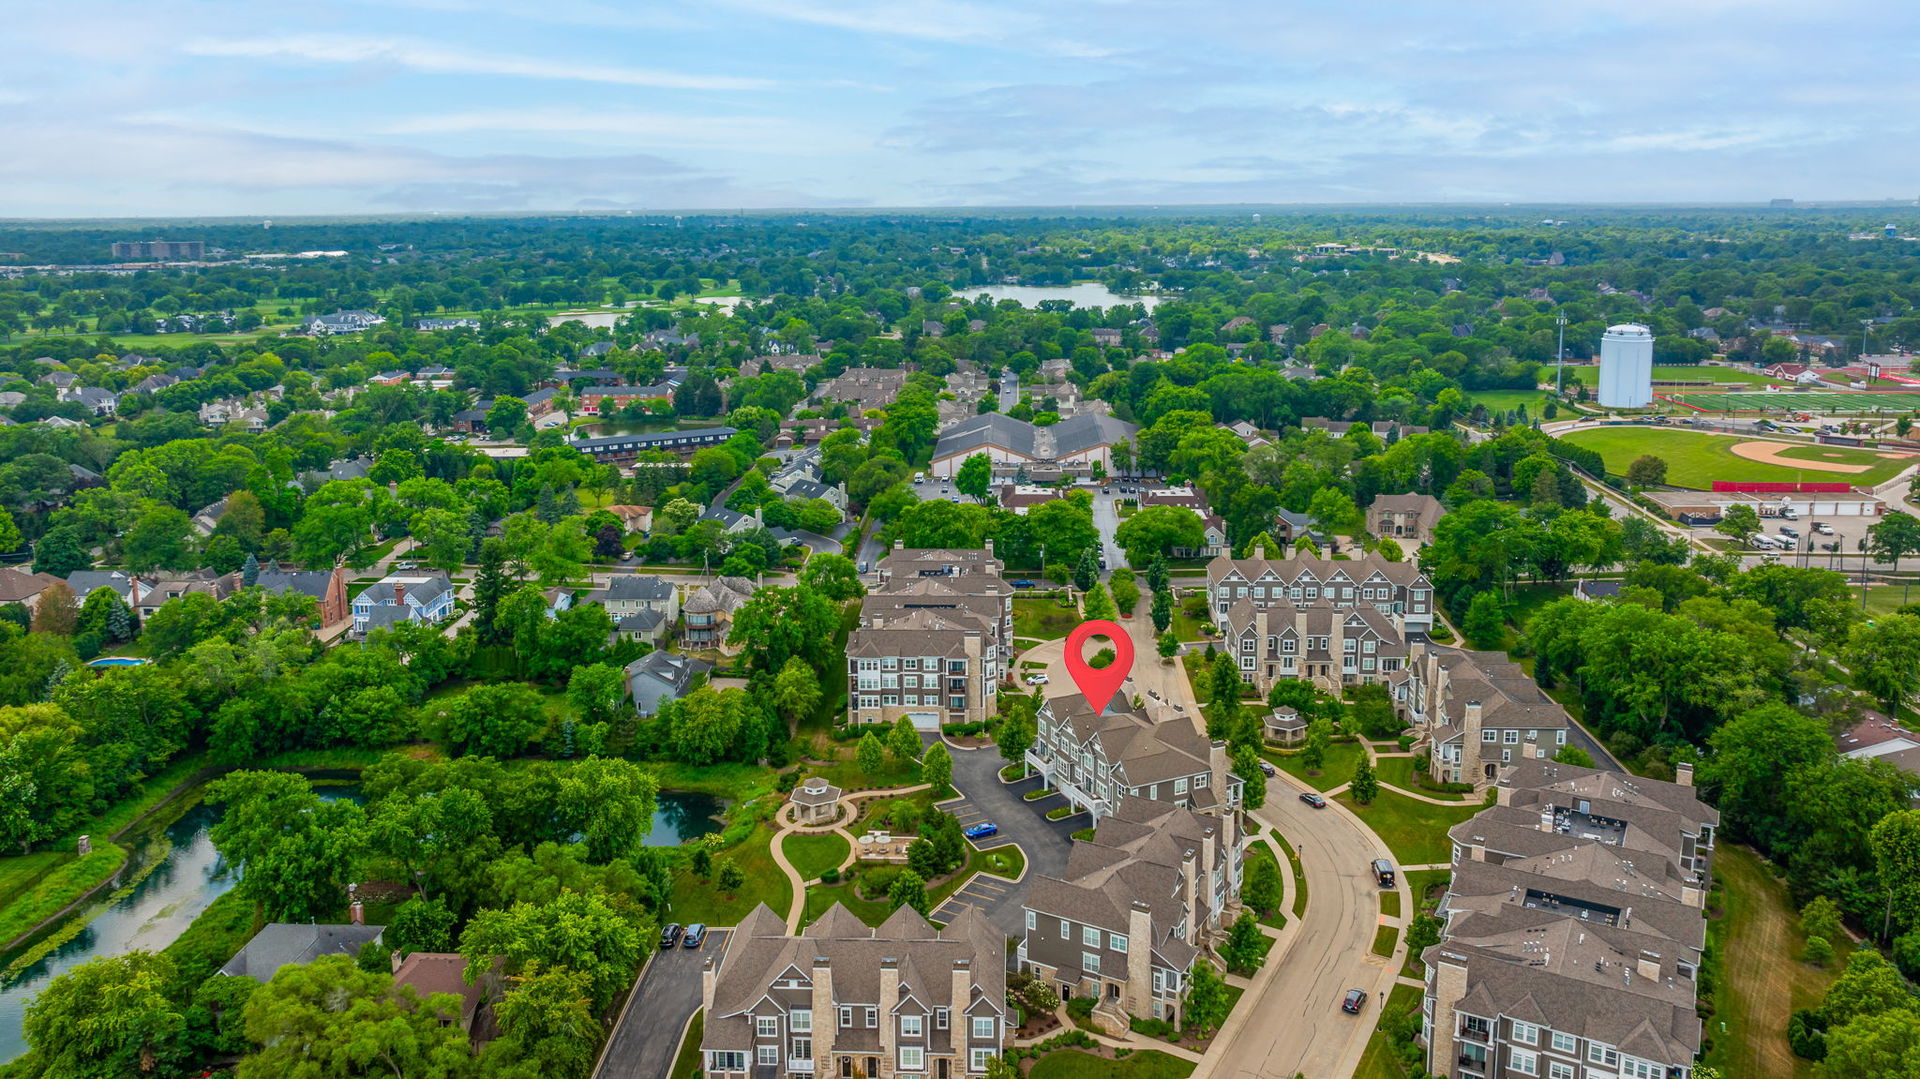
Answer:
757, 1046, 779, 1067
1511, 1020, 1538, 1045
1548, 1062, 1574, 1079
1059, 919, 1070, 938
792, 1037, 811, 1061
1110, 933, 1127, 952
1343, 638, 1356, 653
865, 1006, 877, 1028
1173, 778, 1187, 795
903, 657, 920, 670
1556, 730, 1567, 745
949, 695, 967, 710
840, 1006, 853, 1028
970, 1048, 994, 1073
1504, 729, 1520, 744
1620, 1058, 1660, 1079
1501, 749, 1512, 763
791, 1009, 811, 1033
710, 1050, 746, 1070
1550, 1031, 1575, 1054
972, 1016, 996, 1040
756, 1017, 778, 1038
1510, 1048, 1537, 1076
1586, 1044, 1618, 1068
1083, 951, 1100, 974
1482, 729, 1498, 742
899, 1046, 924, 1071
1082, 926, 1101, 947
857, 658, 881, 672
1193, 772, 1207, 788
882, 656, 898, 670
882, 694, 898, 706
935, 1008, 948, 1029
901, 1015, 922, 1038
1026, 910, 1036, 931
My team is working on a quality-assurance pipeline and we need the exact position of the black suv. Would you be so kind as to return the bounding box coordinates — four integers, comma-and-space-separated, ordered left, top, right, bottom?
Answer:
660, 923, 683, 948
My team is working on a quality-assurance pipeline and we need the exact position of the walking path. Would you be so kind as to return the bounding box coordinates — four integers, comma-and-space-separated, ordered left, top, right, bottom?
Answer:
770, 782, 932, 932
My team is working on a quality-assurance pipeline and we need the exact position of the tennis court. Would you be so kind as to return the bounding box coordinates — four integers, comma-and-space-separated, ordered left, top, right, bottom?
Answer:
1661, 390, 1920, 414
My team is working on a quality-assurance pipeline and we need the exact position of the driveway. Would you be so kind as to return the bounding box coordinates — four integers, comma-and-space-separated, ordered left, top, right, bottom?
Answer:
931, 743, 1077, 936
1089, 488, 1127, 572
594, 930, 732, 1079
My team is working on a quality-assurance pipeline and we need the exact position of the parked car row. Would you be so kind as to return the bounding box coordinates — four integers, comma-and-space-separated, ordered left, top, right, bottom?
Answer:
660, 922, 708, 949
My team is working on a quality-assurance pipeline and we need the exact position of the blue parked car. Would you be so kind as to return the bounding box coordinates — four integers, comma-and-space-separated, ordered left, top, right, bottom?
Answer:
682, 923, 708, 948
1011, 579, 1036, 589
963, 821, 999, 840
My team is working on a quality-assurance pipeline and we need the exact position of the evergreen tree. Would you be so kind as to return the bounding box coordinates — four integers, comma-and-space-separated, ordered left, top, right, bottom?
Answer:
1151, 588, 1174, 634
856, 730, 886, 776
1073, 548, 1099, 592
1145, 556, 1170, 595
473, 538, 512, 645
241, 551, 260, 588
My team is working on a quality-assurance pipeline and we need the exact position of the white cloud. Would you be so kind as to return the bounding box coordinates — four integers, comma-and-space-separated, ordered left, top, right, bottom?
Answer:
184, 34, 770, 91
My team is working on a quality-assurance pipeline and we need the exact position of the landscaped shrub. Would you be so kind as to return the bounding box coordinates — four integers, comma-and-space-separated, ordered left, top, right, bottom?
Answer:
1066, 997, 1095, 1021
1129, 1016, 1175, 1039
820, 869, 840, 884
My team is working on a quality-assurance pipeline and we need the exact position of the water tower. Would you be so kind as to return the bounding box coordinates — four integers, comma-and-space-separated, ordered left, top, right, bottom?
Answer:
1598, 324, 1654, 409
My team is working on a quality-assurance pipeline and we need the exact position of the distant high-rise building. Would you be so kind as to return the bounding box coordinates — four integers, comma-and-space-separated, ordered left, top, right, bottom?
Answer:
110, 240, 204, 260
1888, 223, 1899, 238
1598, 323, 1654, 409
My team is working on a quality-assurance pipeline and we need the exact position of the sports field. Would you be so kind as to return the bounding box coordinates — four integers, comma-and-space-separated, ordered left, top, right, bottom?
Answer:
1559, 426, 1915, 488
1662, 389, 1920, 414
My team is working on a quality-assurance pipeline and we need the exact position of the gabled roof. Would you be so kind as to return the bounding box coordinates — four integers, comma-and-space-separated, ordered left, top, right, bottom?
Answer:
220, 923, 386, 982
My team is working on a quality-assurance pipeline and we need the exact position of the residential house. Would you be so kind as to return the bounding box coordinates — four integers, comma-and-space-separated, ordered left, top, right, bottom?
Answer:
1836, 715, 1920, 787
815, 367, 908, 412
1136, 487, 1228, 557
1421, 760, 1716, 1079
416, 317, 480, 331
0, 567, 63, 611
777, 416, 882, 448
701, 507, 757, 534
585, 573, 679, 625
1021, 796, 1241, 1028
133, 568, 240, 619
64, 570, 139, 605
543, 587, 574, 618
697, 902, 1008, 1079
298, 457, 373, 489
61, 386, 118, 415
846, 545, 1012, 730
390, 952, 498, 1045
928, 412, 1138, 480
1091, 328, 1122, 347
995, 484, 1064, 514
353, 573, 456, 636
624, 650, 711, 716
305, 310, 385, 335
604, 505, 654, 534
1368, 493, 1446, 547
42, 371, 79, 390
682, 576, 758, 651
219, 923, 386, 982
1401, 645, 1574, 788
190, 496, 231, 537
576, 384, 677, 413
253, 565, 351, 625
1205, 548, 1434, 694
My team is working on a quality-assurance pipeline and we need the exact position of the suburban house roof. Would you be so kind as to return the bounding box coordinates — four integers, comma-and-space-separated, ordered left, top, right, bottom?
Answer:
219, 923, 386, 982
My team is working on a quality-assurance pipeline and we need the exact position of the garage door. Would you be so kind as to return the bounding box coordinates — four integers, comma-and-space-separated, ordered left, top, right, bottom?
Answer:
906, 712, 941, 731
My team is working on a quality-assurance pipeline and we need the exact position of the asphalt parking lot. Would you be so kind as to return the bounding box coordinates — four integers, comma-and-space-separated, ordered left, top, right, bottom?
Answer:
929, 746, 1080, 935
593, 929, 732, 1079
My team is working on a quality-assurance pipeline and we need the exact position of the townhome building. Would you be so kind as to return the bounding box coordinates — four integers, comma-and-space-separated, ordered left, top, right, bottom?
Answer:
1422, 760, 1716, 1079
700, 903, 1008, 1079
814, 367, 908, 412
1136, 487, 1229, 557
846, 545, 1011, 731
1206, 548, 1433, 694
1024, 691, 1241, 822
1397, 645, 1574, 789
1020, 796, 1243, 1029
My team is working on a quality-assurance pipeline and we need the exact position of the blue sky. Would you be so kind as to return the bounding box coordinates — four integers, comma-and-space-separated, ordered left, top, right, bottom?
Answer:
4, 0, 1917, 216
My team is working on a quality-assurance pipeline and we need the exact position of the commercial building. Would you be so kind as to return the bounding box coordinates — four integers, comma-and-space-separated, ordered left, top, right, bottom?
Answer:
571, 426, 737, 463
928, 412, 1138, 480
1421, 760, 1716, 1079
1598, 324, 1655, 409
699, 903, 1009, 1079
846, 545, 1011, 730
111, 240, 205, 260
1205, 548, 1435, 695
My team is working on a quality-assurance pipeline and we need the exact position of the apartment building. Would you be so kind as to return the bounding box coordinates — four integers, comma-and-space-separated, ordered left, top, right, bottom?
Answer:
846, 545, 1012, 731
814, 367, 909, 412
1422, 760, 1717, 1079
1024, 691, 1241, 822
1206, 549, 1434, 694
1398, 645, 1573, 789
1020, 796, 1244, 1028
700, 903, 1008, 1079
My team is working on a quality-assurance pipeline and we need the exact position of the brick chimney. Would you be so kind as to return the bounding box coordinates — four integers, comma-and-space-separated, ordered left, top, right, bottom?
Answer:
878, 959, 900, 1062
393, 581, 406, 607
1181, 850, 1197, 936
702, 956, 717, 1018
811, 956, 835, 1067
1675, 762, 1694, 788
949, 959, 972, 1043
1636, 950, 1662, 981
1126, 902, 1153, 1017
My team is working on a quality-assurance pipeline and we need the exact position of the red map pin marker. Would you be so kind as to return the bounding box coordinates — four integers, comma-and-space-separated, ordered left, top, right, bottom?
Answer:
1064, 619, 1133, 714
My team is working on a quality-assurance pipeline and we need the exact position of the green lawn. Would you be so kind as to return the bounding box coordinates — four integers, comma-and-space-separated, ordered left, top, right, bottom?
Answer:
1405, 869, 1451, 911
1354, 984, 1423, 1079
1371, 924, 1399, 958
1559, 426, 1914, 488
667, 823, 791, 926
981, 845, 1025, 879
1265, 741, 1365, 792
1379, 891, 1401, 918
1244, 842, 1286, 927
1654, 365, 1780, 386
1029, 1049, 1195, 1079
670, 1010, 704, 1079
1373, 756, 1473, 801
1703, 845, 1846, 1079
1470, 389, 1557, 417
1273, 831, 1308, 918
162, 888, 257, 990
0, 852, 72, 912
0, 846, 129, 949
1334, 789, 1487, 866
782, 833, 850, 882
1013, 597, 1080, 640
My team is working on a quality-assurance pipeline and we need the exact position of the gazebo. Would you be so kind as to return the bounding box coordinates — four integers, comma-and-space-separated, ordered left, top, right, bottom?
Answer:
1265, 706, 1308, 746
790, 777, 843, 825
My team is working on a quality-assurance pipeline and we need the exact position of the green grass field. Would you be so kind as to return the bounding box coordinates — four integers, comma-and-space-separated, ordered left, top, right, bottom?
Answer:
1264, 741, 1365, 792
1652, 365, 1782, 386
1703, 845, 1847, 1079
781, 833, 850, 882
1334, 789, 1487, 866
1354, 984, 1423, 1079
1013, 597, 1080, 640
1470, 389, 1557, 416
667, 822, 790, 926
1665, 389, 1920, 414
1559, 426, 1914, 488
1030, 1049, 1195, 1079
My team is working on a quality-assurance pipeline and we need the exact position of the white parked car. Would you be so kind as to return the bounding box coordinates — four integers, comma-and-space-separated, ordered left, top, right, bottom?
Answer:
1025, 673, 1049, 685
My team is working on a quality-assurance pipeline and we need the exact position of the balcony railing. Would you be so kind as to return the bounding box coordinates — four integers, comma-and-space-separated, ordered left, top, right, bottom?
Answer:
1456, 1026, 1489, 1042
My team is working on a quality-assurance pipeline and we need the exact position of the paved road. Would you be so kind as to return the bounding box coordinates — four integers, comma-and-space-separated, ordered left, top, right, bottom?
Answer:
595, 930, 732, 1079
1194, 789, 1406, 1079
929, 743, 1076, 936
1089, 488, 1128, 572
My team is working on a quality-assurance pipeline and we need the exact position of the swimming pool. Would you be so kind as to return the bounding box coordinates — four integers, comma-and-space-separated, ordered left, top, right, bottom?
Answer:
84, 657, 150, 667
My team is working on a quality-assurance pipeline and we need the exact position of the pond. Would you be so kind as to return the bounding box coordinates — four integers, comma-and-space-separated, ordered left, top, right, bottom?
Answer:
959, 283, 1162, 312
650, 790, 728, 846
573, 419, 684, 438
0, 784, 361, 1063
